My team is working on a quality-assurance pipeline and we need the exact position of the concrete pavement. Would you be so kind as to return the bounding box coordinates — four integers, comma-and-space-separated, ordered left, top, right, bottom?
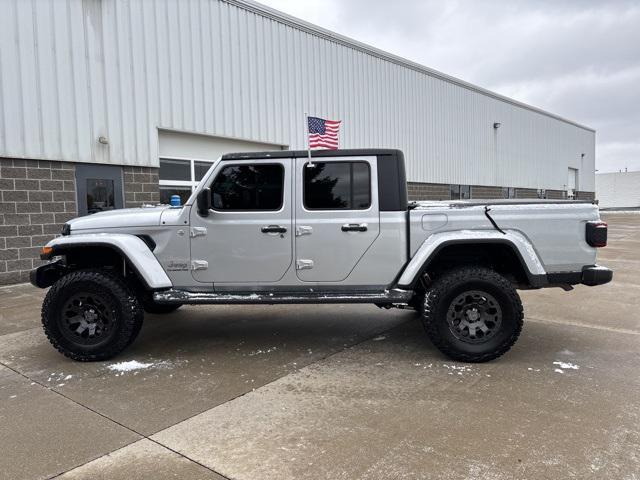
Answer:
0, 213, 638, 479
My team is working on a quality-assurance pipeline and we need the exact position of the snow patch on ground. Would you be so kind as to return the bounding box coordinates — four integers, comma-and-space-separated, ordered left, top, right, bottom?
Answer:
553, 361, 580, 370
372, 335, 387, 341
106, 360, 175, 373
554, 368, 565, 374
558, 349, 575, 356
108, 360, 154, 372
47, 372, 72, 383
248, 347, 278, 356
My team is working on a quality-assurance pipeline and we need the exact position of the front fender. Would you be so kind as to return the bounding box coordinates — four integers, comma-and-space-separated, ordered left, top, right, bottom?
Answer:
38, 233, 172, 289
396, 230, 546, 288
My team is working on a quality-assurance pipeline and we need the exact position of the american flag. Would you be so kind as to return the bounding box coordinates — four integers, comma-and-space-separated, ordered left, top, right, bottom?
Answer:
308, 116, 341, 150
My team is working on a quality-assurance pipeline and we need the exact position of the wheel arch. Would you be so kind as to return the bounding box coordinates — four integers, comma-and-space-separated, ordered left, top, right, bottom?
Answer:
397, 232, 546, 289
35, 234, 172, 290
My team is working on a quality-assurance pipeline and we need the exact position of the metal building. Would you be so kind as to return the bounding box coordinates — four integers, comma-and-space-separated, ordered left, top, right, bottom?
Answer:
0, 0, 595, 284
596, 171, 640, 210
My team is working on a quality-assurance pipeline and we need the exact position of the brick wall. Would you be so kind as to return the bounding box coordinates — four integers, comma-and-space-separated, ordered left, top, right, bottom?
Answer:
545, 189, 566, 200
576, 191, 595, 201
470, 185, 504, 199
407, 182, 450, 201
0, 159, 77, 285
514, 188, 539, 199
123, 166, 160, 208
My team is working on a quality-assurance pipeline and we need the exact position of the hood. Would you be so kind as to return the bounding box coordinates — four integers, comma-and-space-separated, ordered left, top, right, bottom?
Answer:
67, 206, 170, 232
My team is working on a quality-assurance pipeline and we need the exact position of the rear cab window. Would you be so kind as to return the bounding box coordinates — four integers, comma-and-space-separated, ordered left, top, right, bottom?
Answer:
303, 161, 371, 210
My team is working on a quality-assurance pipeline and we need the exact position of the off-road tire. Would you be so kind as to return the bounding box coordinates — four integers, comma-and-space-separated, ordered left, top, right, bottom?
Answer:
42, 269, 144, 361
421, 266, 523, 362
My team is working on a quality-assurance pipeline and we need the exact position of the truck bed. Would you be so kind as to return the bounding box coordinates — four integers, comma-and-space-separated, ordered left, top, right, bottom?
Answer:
408, 199, 601, 273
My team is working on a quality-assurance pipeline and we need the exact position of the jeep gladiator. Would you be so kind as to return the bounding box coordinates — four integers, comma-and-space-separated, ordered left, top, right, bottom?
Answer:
31, 149, 612, 362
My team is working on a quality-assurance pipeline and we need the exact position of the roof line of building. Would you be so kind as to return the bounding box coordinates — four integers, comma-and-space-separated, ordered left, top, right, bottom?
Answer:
226, 0, 595, 133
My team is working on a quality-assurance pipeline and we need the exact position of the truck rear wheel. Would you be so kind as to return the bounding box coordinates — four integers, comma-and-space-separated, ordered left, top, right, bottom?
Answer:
421, 266, 523, 362
42, 269, 144, 361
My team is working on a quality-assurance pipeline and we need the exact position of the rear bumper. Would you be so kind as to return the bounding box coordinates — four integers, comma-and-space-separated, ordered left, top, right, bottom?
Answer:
581, 265, 613, 286
545, 265, 613, 287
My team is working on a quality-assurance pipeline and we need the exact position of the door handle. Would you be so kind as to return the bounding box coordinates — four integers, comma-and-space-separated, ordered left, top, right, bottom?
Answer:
261, 225, 287, 234
341, 223, 368, 232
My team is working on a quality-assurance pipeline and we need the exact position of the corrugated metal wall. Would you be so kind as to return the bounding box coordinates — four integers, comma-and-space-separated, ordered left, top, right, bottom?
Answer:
596, 172, 640, 209
0, 0, 596, 190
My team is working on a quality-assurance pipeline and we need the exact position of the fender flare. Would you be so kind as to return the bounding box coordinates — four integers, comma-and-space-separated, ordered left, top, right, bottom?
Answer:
396, 230, 546, 288
39, 233, 172, 289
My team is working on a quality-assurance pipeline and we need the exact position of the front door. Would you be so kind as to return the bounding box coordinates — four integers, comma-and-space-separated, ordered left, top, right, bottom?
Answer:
294, 156, 380, 282
189, 159, 293, 284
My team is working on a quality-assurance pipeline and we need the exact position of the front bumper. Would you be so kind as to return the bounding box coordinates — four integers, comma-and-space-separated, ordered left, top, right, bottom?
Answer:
581, 265, 613, 286
30, 260, 67, 288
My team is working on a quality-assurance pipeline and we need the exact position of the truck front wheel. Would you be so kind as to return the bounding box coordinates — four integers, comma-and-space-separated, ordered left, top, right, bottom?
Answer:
41, 269, 144, 361
421, 266, 523, 362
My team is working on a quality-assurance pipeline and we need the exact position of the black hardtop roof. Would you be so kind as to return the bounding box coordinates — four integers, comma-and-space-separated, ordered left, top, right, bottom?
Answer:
220, 148, 403, 160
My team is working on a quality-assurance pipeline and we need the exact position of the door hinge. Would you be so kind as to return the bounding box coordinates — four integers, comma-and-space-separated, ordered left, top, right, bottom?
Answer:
191, 260, 209, 271
190, 227, 207, 238
296, 259, 314, 270
295, 225, 313, 237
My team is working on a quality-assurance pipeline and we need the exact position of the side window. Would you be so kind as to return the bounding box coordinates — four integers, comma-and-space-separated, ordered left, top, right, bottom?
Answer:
450, 184, 471, 200
211, 164, 284, 211
502, 187, 516, 199
304, 161, 371, 210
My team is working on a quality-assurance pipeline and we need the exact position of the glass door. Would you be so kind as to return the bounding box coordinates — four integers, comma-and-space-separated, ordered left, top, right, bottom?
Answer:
75, 165, 124, 215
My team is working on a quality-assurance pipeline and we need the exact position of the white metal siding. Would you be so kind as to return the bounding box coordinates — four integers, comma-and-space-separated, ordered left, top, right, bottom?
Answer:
596, 172, 640, 209
0, 0, 595, 191
158, 130, 284, 160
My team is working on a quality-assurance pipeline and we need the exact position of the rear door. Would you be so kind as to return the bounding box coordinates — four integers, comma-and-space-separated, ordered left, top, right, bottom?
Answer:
189, 159, 293, 284
294, 156, 380, 282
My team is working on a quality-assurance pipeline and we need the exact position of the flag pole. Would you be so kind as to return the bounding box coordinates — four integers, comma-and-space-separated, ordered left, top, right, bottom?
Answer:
305, 112, 313, 166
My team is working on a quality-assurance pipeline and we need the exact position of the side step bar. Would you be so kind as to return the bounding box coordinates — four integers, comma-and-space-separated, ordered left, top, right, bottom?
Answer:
153, 288, 413, 305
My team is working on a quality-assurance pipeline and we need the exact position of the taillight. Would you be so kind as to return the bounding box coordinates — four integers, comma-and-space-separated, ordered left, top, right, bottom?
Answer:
586, 221, 607, 247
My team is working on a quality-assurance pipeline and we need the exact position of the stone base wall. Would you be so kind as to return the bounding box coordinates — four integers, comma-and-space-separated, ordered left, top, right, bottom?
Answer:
0, 159, 77, 285
407, 182, 450, 201
546, 189, 566, 200
514, 188, 539, 199
123, 166, 160, 208
576, 191, 595, 201
407, 182, 590, 201
470, 186, 504, 199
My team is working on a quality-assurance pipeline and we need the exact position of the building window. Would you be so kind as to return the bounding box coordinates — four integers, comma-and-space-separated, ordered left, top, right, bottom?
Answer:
450, 184, 471, 200
304, 161, 371, 210
211, 164, 284, 211
502, 187, 516, 199
159, 157, 215, 204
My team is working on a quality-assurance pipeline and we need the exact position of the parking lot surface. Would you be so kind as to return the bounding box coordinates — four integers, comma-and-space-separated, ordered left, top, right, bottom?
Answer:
0, 213, 638, 479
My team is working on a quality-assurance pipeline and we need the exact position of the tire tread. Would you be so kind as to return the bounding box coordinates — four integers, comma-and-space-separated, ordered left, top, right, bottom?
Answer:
422, 266, 523, 363
42, 269, 143, 361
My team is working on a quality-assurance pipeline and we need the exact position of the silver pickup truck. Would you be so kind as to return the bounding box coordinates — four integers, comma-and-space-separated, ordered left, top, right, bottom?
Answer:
31, 149, 612, 363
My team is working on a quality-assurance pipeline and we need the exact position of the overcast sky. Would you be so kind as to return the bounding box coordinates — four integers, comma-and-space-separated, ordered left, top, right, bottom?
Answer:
260, 0, 640, 173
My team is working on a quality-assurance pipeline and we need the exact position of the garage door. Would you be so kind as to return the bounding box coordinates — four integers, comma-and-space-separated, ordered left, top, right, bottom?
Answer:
158, 130, 286, 204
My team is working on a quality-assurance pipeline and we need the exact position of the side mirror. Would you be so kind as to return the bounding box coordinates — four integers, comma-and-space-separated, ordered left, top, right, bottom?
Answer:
197, 188, 211, 217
